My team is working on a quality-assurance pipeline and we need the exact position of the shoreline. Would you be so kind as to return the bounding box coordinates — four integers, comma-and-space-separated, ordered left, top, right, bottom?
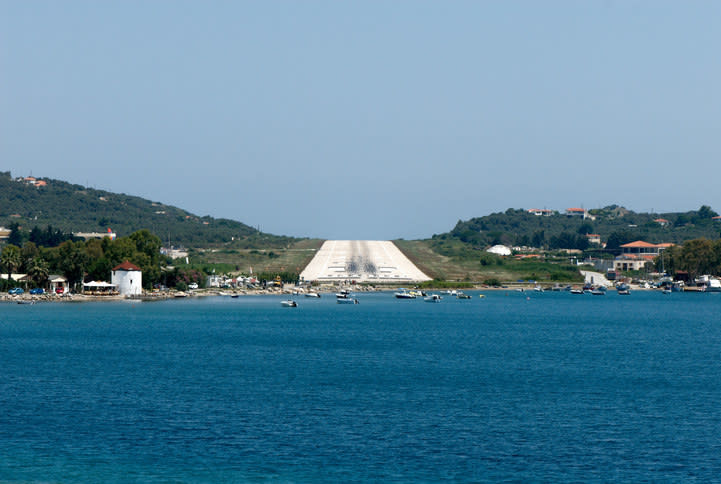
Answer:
1, 282, 669, 303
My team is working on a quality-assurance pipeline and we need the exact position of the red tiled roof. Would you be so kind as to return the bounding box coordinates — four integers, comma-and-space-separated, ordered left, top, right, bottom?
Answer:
113, 261, 141, 271
566, 208, 586, 212
654, 218, 669, 223
621, 240, 658, 248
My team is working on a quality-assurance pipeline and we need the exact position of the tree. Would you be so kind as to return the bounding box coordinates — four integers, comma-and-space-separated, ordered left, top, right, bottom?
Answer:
677, 238, 715, 278
28, 258, 49, 288
7, 222, 23, 246
698, 205, 718, 219
1, 244, 21, 288
606, 230, 634, 251
21, 241, 40, 272
56, 241, 89, 289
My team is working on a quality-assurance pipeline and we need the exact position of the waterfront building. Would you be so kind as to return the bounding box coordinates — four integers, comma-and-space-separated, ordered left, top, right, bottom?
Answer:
111, 261, 142, 296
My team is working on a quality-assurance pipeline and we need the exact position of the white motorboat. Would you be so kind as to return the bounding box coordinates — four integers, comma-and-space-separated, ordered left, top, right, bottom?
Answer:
337, 297, 359, 304
394, 289, 416, 299
305, 292, 321, 298
281, 300, 297, 307
423, 294, 442, 303
707, 278, 721, 293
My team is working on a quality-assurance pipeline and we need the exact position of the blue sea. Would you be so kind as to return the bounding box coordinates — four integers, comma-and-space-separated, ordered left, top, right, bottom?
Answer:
2, 290, 721, 482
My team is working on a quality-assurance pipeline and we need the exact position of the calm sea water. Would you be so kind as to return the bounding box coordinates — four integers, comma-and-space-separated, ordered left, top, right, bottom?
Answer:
1, 290, 721, 483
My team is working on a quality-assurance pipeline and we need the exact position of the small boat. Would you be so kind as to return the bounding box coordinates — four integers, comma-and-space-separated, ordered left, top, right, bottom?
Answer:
174, 292, 189, 298
305, 292, 321, 298
478, 294, 486, 299
456, 292, 472, 299
231, 294, 240, 298
17, 300, 35, 305
424, 294, 442, 302
337, 297, 359, 304
281, 300, 298, 307
591, 289, 606, 296
662, 289, 672, 295
394, 290, 416, 299
570, 289, 584, 295
617, 289, 630, 295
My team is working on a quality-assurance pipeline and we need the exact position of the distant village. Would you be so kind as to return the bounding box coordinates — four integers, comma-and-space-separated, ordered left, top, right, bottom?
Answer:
2, 187, 721, 298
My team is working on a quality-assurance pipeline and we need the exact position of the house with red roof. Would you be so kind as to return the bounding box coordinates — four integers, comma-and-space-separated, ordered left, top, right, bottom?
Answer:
111, 261, 142, 296
614, 241, 673, 272
585, 234, 601, 245
565, 207, 587, 218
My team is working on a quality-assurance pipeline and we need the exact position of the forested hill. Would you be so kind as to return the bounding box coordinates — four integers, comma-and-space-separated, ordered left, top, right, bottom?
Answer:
432, 205, 721, 252
0, 172, 296, 247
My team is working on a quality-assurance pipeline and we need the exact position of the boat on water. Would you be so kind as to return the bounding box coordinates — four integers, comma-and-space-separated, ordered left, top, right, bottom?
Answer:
616, 283, 630, 295
394, 289, 416, 299
174, 292, 189, 298
424, 294, 442, 303
707, 278, 721, 293
305, 292, 321, 298
337, 297, 359, 304
570, 288, 584, 295
591, 286, 607, 296
281, 300, 298, 307
456, 292, 472, 299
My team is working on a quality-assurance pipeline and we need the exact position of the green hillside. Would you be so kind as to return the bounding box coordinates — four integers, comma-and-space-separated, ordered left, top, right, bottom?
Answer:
0, 172, 298, 247
431, 205, 721, 257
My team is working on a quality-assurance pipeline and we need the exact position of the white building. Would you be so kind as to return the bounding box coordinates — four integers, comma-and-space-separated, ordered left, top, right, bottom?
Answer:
111, 261, 142, 296
486, 245, 512, 256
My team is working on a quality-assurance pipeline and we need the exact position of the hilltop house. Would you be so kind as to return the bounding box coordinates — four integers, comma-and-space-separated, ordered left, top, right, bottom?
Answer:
527, 209, 554, 217
586, 234, 601, 245
111, 261, 142, 296
566, 207, 587, 218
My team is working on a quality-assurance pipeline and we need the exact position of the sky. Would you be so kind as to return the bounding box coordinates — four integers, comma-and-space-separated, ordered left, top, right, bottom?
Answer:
2, 1, 720, 240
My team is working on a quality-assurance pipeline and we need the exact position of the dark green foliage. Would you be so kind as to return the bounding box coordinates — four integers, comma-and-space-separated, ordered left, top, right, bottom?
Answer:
0, 174, 299, 247
430, 205, 720, 255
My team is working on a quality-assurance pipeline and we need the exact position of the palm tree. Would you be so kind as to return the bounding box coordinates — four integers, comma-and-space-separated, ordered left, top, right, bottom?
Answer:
1, 244, 22, 289
28, 257, 50, 289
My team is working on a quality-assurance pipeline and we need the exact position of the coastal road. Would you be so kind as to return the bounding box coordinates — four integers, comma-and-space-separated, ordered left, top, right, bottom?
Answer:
300, 240, 431, 283
580, 270, 612, 287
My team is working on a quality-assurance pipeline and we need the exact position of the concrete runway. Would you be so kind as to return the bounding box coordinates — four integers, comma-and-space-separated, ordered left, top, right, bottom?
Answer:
300, 240, 431, 283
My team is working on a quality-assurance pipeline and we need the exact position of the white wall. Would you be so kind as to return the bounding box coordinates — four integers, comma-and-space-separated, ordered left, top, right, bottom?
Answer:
112, 270, 142, 296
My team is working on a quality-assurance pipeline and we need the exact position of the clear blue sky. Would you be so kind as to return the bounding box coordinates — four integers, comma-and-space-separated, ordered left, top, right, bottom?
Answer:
2, 1, 720, 240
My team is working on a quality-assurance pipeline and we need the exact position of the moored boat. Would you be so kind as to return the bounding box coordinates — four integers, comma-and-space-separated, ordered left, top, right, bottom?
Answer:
337, 297, 359, 304
281, 300, 298, 307
424, 294, 442, 303
394, 289, 416, 299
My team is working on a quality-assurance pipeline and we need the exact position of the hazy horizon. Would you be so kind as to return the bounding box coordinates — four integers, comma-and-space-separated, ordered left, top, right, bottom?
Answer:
3, 1, 720, 239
